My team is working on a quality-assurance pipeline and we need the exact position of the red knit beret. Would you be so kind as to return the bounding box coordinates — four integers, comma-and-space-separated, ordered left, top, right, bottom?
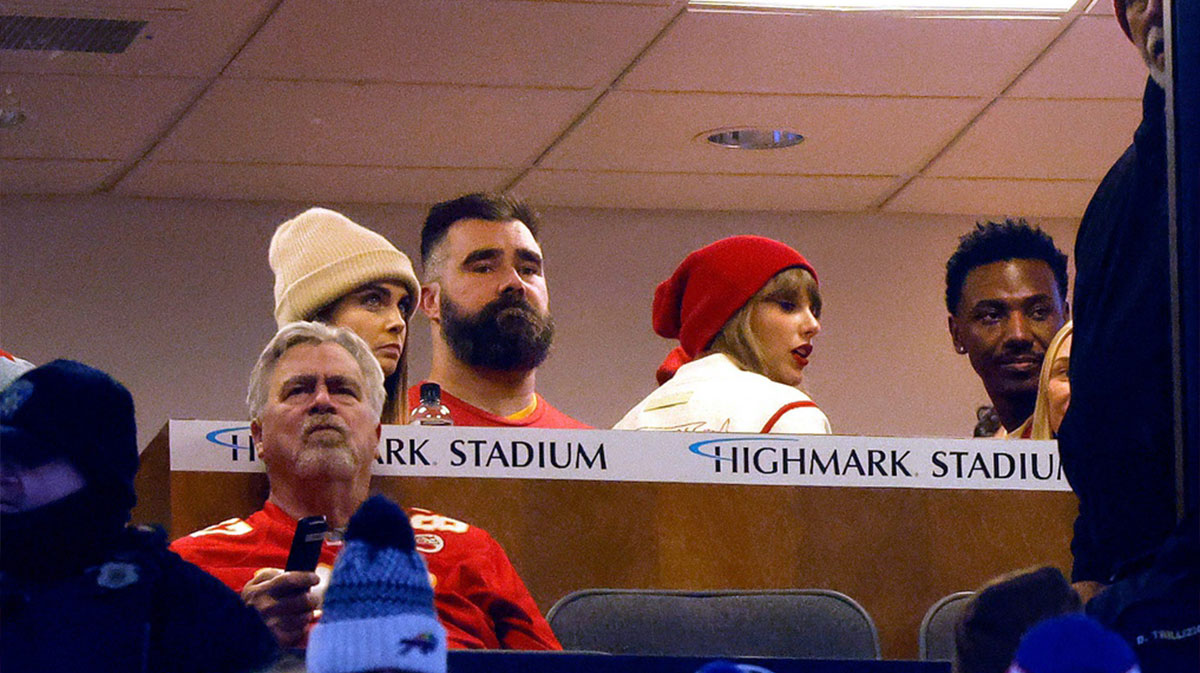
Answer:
652, 236, 816, 382
1114, 0, 1133, 41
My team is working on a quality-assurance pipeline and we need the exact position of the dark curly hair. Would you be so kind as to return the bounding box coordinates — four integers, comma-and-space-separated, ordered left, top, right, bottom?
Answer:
420, 193, 540, 269
945, 218, 1068, 315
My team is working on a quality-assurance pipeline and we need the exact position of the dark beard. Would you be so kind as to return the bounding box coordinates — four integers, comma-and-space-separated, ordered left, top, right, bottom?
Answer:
440, 291, 554, 372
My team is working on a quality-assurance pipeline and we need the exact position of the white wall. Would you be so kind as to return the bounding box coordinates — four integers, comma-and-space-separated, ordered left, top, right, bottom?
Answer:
1, 196, 1077, 448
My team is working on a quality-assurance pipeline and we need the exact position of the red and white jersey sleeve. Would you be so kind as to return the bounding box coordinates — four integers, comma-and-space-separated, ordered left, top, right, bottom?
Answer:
410, 508, 561, 650
169, 502, 342, 601
614, 353, 831, 434
170, 502, 560, 650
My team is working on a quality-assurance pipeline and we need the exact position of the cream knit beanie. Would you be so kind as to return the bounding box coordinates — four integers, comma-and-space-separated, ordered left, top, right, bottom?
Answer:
270, 208, 420, 327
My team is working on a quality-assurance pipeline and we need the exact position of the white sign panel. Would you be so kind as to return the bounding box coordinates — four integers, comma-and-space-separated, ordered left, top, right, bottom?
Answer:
170, 421, 1071, 492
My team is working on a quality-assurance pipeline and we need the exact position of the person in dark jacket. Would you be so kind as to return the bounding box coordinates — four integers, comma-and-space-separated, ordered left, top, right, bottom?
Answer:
1056, 0, 1199, 668
0, 359, 278, 673
1056, 0, 1175, 598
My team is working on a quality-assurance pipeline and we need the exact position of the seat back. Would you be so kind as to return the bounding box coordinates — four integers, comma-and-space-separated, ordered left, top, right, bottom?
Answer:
919, 591, 974, 661
546, 588, 880, 660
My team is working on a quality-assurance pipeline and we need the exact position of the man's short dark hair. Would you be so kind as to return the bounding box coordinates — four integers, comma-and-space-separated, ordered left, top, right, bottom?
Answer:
420, 193, 540, 268
945, 218, 1068, 315
954, 566, 1081, 673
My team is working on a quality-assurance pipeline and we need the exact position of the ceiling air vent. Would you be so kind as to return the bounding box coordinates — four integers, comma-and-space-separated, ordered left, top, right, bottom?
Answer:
1, 15, 146, 54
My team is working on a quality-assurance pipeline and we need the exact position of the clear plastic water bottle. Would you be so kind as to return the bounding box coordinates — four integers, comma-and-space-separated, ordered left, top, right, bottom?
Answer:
409, 382, 453, 426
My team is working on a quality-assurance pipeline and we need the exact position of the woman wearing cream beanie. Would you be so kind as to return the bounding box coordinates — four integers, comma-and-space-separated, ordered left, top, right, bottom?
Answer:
270, 207, 420, 424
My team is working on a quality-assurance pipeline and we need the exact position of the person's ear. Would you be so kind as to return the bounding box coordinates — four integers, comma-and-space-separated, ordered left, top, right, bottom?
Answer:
420, 282, 441, 323
949, 315, 967, 354
250, 419, 267, 460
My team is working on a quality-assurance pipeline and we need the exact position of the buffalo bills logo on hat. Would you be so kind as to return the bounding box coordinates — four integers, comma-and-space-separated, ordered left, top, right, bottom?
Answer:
398, 632, 439, 655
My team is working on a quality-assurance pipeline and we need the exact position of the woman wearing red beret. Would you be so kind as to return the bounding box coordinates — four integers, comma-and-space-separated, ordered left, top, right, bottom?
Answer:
615, 236, 831, 434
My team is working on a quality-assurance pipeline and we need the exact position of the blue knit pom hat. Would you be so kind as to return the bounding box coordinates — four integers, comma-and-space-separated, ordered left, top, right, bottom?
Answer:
1007, 615, 1140, 673
306, 495, 447, 673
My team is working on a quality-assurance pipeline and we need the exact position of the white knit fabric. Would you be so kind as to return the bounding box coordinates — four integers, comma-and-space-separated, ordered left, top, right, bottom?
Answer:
270, 207, 419, 327
306, 612, 447, 673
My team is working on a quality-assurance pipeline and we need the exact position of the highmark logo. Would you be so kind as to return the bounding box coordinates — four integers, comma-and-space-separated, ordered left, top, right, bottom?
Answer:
205, 426, 256, 461
688, 437, 914, 478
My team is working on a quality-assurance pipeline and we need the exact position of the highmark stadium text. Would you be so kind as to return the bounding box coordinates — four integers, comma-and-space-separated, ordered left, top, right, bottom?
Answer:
689, 439, 1064, 482
204, 433, 609, 472
177, 422, 1069, 491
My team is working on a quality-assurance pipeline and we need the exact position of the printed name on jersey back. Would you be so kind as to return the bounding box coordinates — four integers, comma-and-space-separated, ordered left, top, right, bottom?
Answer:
188, 517, 254, 537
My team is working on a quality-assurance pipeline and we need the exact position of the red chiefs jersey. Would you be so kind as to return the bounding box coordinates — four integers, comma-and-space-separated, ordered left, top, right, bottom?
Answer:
169, 501, 560, 650
408, 383, 590, 429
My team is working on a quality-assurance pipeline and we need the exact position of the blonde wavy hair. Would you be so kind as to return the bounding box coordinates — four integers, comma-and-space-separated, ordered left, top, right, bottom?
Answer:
1011, 321, 1073, 440
707, 267, 821, 379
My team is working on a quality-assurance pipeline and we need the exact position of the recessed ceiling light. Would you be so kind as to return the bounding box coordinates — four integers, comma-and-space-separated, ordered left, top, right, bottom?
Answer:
691, 0, 1074, 11
702, 128, 805, 150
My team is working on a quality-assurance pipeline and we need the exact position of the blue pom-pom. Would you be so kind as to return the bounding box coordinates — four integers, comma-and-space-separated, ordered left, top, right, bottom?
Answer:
345, 494, 415, 551
1013, 615, 1139, 673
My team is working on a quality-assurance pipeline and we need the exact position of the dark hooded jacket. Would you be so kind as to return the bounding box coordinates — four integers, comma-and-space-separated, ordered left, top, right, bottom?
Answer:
1, 525, 278, 673
1057, 77, 1175, 584
0, 361, 278, 673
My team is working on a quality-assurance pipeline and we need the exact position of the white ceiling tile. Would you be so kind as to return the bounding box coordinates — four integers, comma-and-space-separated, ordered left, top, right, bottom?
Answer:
620, 9, 1065, 96
516, 169, 897, 211
0, 159, 119, 194
3, 4, 1145, 211
1086, 0, 1115, 14
6, 1, 193, 8
150, 79, 595, 167
0, 74, 206, 160
115, 161, 514, 203
540, 90, 984, 175
884, 176, 1099, 217
926, 98, 1140, 179
0, 1, 276, 78
227, 0, 678, 88
1007, 16, 1147, 98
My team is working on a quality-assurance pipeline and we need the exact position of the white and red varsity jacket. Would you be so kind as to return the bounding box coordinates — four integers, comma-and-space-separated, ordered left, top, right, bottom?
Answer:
615, 353, 831, 434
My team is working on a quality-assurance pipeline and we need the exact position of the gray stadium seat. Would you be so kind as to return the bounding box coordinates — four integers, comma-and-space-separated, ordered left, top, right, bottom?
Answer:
545, 588, 881, 660
919, 591, 974, 661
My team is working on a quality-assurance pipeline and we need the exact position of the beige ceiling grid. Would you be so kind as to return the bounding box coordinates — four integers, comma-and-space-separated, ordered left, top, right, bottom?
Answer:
0, 0, 1147, 217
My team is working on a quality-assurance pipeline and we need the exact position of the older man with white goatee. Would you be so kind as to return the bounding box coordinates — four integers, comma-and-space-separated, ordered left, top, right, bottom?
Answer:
171, 322, 561, 651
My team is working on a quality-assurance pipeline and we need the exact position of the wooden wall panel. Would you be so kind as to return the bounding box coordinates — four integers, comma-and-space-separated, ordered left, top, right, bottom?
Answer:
136, 428, 1077, 659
